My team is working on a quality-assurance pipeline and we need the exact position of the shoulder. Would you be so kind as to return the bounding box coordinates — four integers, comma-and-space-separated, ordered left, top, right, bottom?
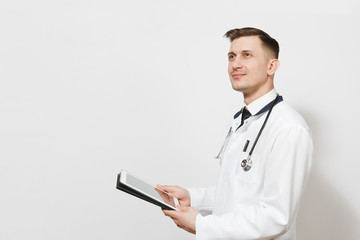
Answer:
270, 101, 311, 136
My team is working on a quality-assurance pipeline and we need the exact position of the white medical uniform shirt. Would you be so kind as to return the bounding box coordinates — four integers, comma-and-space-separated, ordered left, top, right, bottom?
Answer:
189, 90, 313, 240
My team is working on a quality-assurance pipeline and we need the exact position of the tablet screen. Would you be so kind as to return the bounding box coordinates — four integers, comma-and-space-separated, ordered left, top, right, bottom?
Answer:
125, 172, 176, 209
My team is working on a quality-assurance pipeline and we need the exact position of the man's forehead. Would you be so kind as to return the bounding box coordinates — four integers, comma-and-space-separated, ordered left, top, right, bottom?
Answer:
229, 36, 263, 52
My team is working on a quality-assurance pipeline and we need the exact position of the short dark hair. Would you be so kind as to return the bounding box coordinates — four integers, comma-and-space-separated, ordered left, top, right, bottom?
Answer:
224, 27, 279, 59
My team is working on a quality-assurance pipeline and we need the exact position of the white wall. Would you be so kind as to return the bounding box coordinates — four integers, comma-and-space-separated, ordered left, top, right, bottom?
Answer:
1, 1, 359, 239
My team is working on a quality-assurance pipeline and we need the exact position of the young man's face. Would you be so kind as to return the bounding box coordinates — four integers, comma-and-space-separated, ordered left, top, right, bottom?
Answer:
227, 36, 274, 98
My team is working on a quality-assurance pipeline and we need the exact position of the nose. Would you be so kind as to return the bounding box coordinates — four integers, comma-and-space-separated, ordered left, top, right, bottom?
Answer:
231, 56, 244, 70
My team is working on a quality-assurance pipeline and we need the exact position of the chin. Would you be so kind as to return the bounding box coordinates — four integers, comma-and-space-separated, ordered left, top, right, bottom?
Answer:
231, 84, 246, 93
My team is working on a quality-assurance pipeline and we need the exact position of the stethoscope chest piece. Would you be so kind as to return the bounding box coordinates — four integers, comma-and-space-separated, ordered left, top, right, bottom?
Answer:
241, 156, 252, 171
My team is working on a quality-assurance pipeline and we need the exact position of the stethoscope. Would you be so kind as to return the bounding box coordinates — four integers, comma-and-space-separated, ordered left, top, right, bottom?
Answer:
216, 94, 280, 172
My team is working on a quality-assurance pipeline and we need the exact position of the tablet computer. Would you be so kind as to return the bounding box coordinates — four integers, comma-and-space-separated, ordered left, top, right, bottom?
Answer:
116, 170, 177, 211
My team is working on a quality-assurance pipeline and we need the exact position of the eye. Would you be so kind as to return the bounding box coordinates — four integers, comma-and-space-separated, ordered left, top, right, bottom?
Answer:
228, 54, 235, 60
244, 53, 251, 58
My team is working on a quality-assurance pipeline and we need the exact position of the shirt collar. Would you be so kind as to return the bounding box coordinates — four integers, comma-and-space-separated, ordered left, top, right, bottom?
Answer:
246, 89, 278, 115
233, 89, 280, 119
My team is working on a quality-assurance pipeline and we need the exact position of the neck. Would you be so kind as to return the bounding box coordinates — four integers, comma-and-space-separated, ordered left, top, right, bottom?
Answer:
243, 86, 275, 105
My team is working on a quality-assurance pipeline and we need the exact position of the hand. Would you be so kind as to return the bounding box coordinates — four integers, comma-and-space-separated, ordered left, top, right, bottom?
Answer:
163, 205, 199, 234
157, 185, 191, 207
155, 188, 176, 208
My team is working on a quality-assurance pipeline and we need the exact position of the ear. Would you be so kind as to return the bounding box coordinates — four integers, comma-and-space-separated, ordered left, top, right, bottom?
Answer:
267, 59, 280, 76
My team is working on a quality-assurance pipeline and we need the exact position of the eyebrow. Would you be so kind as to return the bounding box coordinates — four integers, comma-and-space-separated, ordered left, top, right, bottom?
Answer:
227, 50, 255, 56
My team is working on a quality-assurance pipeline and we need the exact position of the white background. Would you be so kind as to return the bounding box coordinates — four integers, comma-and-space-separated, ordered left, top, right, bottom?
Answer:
1, 0, 359, 239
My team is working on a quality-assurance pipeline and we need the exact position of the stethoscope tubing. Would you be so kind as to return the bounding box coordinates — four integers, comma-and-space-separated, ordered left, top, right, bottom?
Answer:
248, 94, 280, 157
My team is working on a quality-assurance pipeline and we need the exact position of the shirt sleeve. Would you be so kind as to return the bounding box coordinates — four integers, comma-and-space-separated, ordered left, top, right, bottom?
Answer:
195, 125, 313, 239
188, 186, 216, 216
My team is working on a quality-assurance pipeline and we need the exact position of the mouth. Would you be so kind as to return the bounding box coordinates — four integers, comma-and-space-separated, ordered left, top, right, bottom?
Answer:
231, 73, 246, 79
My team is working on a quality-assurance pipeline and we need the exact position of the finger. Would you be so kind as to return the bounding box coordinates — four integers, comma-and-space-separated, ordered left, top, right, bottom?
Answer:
157, 186, 175, 198
157, 186, 178, 198
157, 185, 178, 193
163, 209, 179, 218
161, 208, 169, 216
156, 184, 165, 190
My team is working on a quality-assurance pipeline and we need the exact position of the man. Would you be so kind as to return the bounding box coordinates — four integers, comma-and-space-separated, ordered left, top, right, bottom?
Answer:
158, 27, 313, 240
